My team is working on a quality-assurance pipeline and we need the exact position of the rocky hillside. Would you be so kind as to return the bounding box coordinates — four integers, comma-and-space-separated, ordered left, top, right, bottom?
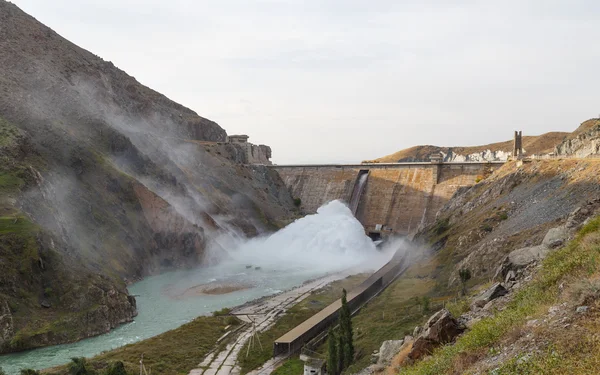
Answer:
0, 1, 295, 353
371, 132, 568, 163
554, 118, 600, 157
349, 159, 600, 374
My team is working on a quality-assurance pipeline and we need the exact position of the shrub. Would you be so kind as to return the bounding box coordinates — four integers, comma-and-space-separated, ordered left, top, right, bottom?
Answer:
433, 218, 450, 235
293, 198, 301, 207
105, 361, 127, 375
225, 315, 240, 326
212, 307, 231, 316
68, 357, 93, 375
20, 370, 40, 375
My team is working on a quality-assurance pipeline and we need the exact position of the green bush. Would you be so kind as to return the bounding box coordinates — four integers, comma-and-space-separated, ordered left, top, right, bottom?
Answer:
212, 307, 231, 316
20, 370, 40, 375
68, 357, 94, 375
225, 315, 240, 326
293, 198, 301, 207
105, 361, 127, 375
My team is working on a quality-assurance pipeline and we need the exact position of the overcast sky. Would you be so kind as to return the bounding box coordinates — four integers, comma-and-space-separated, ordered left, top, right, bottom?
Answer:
12, 0, 600, 164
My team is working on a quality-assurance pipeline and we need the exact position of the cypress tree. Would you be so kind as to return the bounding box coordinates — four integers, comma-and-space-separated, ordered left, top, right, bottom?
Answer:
327, 328, 338, 375
339, 289, 354, 367
337, 330, 344, 372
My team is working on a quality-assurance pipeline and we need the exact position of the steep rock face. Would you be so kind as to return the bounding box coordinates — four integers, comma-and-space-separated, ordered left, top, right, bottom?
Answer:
0, 1, 295, 352
555, 119, 600, 158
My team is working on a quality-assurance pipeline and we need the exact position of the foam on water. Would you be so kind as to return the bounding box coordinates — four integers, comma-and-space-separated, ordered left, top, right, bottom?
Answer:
225, 200, 380, 272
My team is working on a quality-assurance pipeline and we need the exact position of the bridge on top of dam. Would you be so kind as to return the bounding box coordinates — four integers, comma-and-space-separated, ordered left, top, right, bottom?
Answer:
269, 161, 506, 237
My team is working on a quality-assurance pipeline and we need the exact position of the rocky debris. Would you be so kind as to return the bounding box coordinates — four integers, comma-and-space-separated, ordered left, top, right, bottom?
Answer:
377, 339, 404, 365
576, 306, 589, 314
408, 309, 464, 360
566, 198, 600, 230
494, 224, 569, 281
472, 283, 509, 309
40, 300, 51, 308
0, 300, 14, 349
542, 226, 568, 249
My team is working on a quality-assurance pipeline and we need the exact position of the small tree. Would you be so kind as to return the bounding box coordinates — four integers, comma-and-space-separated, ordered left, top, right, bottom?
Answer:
69, 357, 93, 375
422, 296, 431, 313
293, 198, 301, 207
339, 289, 354, 367
327, 328, 338, 375
459, 268, 472, 296
336, 332, 344, 373
106, 361, 127, 375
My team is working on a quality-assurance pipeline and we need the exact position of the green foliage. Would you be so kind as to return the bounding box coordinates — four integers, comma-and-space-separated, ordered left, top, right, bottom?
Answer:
337, 289, 354, 370
327, 328, 339, 375
20, 370, 40, 375
105, 361, 127, 375
212, 307, 231, 316
225, 315, 240, 326
459, 268, 472, 296
433, 218, 450, 236
271, 358, 304, 375
445, 298, 470, 318
421, 296, 431, 313
293, 198, 302, 207
68, 357, 93, 375
0, 367, 6, 375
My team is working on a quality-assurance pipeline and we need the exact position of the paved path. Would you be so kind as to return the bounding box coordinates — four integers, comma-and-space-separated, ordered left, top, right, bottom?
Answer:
188, 273, 350, 375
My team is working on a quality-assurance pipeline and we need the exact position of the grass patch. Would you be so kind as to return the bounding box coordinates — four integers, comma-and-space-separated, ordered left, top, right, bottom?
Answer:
272, 358, 304, 375
237, 275, 368, 374
401, 216, 600, 375
46, 316, 231, 375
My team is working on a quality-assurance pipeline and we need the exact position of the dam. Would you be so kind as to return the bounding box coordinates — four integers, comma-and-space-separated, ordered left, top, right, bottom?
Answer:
271, 161, 505, 237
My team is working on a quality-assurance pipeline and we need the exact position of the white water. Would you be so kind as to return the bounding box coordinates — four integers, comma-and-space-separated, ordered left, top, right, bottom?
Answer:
0, 200, 385, 374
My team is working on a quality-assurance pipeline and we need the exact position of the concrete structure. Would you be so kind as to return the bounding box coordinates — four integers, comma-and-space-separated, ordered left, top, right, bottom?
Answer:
226, 134, 272, 165
273, 249, 408, 356
272, 162, 504, 236
513, 131, 523, 159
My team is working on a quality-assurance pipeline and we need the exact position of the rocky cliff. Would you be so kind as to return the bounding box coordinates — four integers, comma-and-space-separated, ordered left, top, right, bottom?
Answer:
554, 118, 600, 157
0, 1, 295, 353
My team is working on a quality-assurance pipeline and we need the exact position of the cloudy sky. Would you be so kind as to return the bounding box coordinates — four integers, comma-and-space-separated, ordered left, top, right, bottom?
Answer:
12, 0, 600, 164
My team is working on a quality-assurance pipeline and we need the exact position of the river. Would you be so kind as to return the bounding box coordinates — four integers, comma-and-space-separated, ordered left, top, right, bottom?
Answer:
0, 200, 383, 374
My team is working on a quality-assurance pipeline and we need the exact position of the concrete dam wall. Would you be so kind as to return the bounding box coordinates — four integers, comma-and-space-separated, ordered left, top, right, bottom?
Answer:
272, 162, 504, 236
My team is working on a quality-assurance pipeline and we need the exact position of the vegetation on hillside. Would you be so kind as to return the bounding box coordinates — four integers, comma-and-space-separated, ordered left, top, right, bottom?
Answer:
402, 215, 600, 374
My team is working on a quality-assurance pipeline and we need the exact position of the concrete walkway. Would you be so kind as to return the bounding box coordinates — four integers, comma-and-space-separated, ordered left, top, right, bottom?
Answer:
188, 273, 349, 375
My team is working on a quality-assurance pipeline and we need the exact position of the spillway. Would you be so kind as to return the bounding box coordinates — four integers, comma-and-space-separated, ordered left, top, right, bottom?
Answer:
348, 170, 369, 216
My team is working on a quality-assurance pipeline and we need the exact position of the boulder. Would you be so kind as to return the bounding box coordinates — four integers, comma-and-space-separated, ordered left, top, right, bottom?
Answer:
542, 226, 568, 249
494, 245, 547, 280
413, 325, 422, 337
408, 309, 464, 360
471, 283, 508, 309
377, 340, 404, 365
